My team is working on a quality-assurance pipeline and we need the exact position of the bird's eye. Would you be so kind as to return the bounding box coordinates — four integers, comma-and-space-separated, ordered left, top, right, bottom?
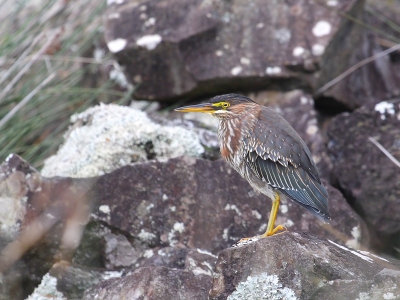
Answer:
222, 102, 230, 109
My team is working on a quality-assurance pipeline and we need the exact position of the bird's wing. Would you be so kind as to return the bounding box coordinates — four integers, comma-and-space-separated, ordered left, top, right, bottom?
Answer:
242, 108, 329, 220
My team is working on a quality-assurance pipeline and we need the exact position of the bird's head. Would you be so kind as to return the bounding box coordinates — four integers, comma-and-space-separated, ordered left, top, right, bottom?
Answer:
175, 94, 257, 119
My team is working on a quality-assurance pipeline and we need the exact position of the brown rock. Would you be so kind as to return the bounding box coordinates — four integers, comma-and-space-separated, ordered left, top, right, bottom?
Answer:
0, 154, 95, 297
82, 266, 212, 300
90, 156, 370, 251
327, 100, 400, 237
209, 232, 400, 300
104, 0, 362, 101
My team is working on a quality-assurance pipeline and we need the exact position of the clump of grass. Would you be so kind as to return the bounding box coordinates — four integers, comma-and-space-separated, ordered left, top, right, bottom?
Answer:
0, 0, 132, 168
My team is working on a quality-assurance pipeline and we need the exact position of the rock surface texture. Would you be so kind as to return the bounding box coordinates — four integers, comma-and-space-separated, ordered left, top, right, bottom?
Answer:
328, 100, 400, 238
210, 232, 400, 300
104, 0, 400, 108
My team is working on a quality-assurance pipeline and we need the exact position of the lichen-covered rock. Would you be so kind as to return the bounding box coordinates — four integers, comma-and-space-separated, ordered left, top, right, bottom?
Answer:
104, 0, 364, 102
209, 232, 400, 300
26, 273, 66, 300
41, 104, 208, 178
327, 99, 400, 237
82, 266, 212, 300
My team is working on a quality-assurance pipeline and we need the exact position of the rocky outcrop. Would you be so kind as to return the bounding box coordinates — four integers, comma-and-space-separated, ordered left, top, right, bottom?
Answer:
0, 153, 373, 299
210, 232, 400, 300
327, 99, 400, 239
104, 0, 399, 108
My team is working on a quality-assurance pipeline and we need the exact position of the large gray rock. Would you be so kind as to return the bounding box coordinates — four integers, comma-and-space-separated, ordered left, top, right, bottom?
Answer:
327, 99, 400, 238
209, 232, 400, 300
104, 0, 368, 103
40, 104, 214, 178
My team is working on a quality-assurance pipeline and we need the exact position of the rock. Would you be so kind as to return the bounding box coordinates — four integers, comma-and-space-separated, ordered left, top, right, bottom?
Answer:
104, 0, 363, 102
327, 100, 400, 238
26, 273, 66, 300
82, 266, 212, 300
315, 19, 400, 110
249, 90, 332, 178
40, 104, 214, 178
133, 247, 217, 277
0, 154, 40, 242
90, 156, 370, 252
47, 261, 123, 299
209, 232, 400, 300
0, 154, 95, 296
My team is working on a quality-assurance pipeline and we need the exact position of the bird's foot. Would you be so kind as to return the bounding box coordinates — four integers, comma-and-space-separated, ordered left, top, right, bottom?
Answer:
233, 226, 287, 247
262, 225, 287, 237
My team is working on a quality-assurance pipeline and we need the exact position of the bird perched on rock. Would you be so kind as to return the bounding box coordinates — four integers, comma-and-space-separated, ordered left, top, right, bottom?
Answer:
175, 94, 329, 240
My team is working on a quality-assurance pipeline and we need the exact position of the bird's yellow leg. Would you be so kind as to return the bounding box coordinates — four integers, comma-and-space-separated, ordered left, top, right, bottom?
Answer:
261, 192, 286, 237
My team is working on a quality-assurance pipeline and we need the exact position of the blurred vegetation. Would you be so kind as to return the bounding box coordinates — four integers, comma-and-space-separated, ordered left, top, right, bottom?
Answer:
0, 0, 133, 168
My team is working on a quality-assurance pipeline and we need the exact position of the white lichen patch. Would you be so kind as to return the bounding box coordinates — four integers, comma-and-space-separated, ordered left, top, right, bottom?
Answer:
41, 104, 204, 177
292, 46, 305, 57
231, 66, 243, 76
99, 205, 111, 214
256, 23, 264, 28
27, 274, 66, 300
215, 50, 224, 56
312, 44, 325, 56
107, 38, 127, 53
306, 124, 318, 136
375, 101, 395, 120
225, 204, 242, 215
107, 0, 124, 5
240, 57, 250, 65
266, 66, 282, 75
312, 21, 332, 37
346, 225, 361, 249
136, 34, 162, 50
168, 222, 185, 246
327, 0, 338, 6
102, 270, 123, 280
173, 222, 185, 233
280, 204, 288, 214
138, 229, 157, 242
274, 28, 291, 44
228, 273, 297, 300
143, 249, 154, 258
223, 227, 229, 241
328, 240, 373, 263
285, 219, 294, 227
383, 292, 397, 299
251, 210, 262, 220
144, 17, 156, 27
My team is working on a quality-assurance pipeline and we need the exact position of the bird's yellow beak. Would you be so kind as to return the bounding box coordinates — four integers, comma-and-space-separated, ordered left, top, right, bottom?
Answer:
174, 103, 214, 113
